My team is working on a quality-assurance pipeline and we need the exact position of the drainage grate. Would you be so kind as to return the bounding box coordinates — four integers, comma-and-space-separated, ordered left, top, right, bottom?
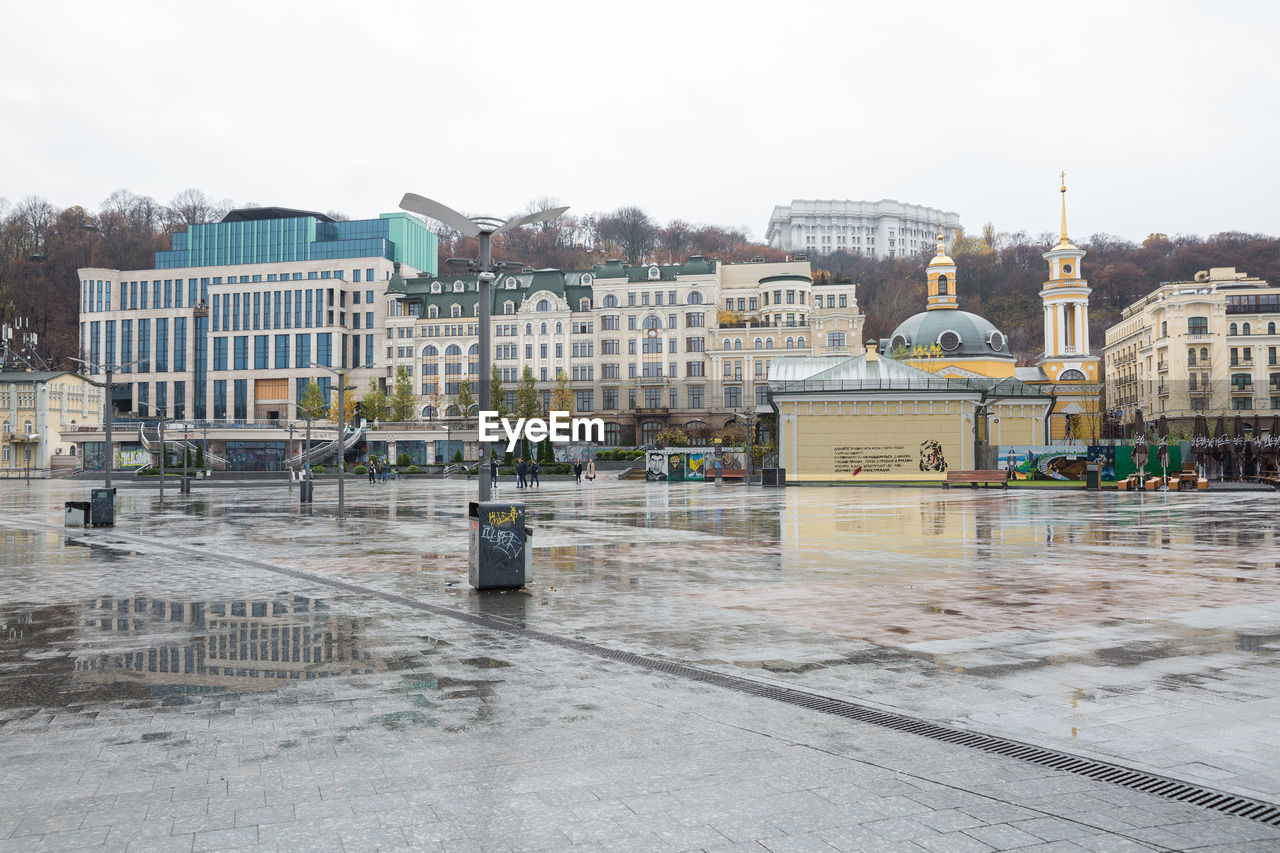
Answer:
60, 527, 1280, 828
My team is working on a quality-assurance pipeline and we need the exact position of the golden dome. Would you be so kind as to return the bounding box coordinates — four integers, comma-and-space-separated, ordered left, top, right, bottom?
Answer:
927, 232, 954, 267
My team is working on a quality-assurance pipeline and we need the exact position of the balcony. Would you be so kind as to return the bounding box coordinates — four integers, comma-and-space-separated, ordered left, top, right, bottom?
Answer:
1157, 385, 1169, 396
633, 406, 669, 417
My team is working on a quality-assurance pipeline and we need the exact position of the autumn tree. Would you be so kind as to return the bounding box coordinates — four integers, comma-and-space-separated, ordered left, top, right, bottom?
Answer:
297, 380, 327, 421
490, 364, 507, 417
360, 382, 390, 423
550, 369, 574, 415
456, 379, 476, 418
515, 366, 539, 457
328, 387, 358, 424
390, 365, 416, 422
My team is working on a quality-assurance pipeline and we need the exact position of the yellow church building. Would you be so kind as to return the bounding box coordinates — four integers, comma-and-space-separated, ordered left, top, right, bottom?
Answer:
771, 180, 1102, 482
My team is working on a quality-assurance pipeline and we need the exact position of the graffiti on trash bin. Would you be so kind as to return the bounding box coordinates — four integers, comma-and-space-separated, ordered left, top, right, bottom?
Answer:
481, 524, 521, 559
487, 506, 519, 527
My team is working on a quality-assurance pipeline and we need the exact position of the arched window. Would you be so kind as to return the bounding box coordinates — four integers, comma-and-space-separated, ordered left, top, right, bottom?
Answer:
734, 339, 741, 351
602, 294, 618, 308
555, 322, 562, 334
766, 338, 774, 349
427, 305, 438, 318
504, 301, 514, 314
525, 323, 532, 335
450, 304, 461, 318
722, 339, 731, 350
468, 343, 479, 375
540, 322, 548, 335
1059, 369, 1087, 381
536, 299, 552, 312
1229, 323, 1238, 335
1188, 348, 1197, 366
422, 405, 437, 421
643, 315, 662, 330
797, 336, 806, 348
937, 274, 948, 295
1243, 322, 1252, 335
786, 337, 794, 349
421, 344, 438, 359
754, 337, 762, 350
445, 344, 462, 356
1271, 322, 1276, 335
1201, 347, 1208, 361
453, 281, 464, 292
445, 405, 461, 418
688, 292, 702, 305
430, 282, 441, 294
580, 298, 590, 311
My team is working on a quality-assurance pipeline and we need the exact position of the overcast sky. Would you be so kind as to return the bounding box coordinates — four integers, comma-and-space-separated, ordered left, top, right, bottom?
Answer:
2, 0, 1277, 243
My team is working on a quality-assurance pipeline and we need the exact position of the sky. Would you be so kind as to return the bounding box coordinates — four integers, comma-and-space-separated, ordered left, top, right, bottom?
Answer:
2, 0, 1278, 243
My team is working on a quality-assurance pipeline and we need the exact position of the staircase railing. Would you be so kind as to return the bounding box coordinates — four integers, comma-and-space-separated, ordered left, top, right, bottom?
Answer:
284, 424, 365, 469
136, 424, 231, 471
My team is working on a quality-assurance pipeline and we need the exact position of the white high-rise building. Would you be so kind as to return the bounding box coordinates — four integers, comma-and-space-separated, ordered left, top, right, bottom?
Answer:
765, 199, 961, 258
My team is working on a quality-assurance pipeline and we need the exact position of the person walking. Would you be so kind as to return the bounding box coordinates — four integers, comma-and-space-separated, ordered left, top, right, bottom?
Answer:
489, 456, 499, 491
586, 457, 596, 483
574, 459, 583, 484
517, 457, 527, 489
368, 458, 376, 484
530, 459, 540, 488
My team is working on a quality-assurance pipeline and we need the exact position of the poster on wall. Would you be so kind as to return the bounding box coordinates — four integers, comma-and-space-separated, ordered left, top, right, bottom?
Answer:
832, 442, 942, 478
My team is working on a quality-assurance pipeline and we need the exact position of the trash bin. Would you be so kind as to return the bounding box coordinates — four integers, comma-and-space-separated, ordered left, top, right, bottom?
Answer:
468, 501, 532, 590
299, 479, 313, 504
1085, 462, 1101, 491
90, 487, 116, 526
762, 468, 786, 487
64, 501, 90, 527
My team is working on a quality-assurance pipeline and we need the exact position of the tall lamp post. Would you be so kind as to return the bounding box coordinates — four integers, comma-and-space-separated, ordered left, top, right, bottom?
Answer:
398, 193, 568, 503
71, 357, 142, 489
309, 362, 370, 521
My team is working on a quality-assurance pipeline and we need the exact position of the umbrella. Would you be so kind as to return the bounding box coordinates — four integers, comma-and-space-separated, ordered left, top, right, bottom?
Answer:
1191, 415, 1209, 467
1132, 409, 1145, 441
1156, 415, 1168, 440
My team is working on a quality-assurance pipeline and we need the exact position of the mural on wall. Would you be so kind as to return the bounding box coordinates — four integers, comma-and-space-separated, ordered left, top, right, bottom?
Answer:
997, 445, 1119, 481
646, 452, 667, 481
918, 440, 948, 473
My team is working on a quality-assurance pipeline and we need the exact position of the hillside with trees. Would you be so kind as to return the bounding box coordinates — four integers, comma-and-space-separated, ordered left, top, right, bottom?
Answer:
1, 188, 1278, 370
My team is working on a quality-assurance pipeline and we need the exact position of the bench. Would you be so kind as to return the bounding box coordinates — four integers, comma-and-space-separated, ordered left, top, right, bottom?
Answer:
943, 470, 1008, 489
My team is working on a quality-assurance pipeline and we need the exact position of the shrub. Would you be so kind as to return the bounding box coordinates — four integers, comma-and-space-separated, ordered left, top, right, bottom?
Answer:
406, 465, 420, 474
312, 465, 326, 474
397, 452, 411, 467
354, 465, 368, 475
452, 449, 463, 463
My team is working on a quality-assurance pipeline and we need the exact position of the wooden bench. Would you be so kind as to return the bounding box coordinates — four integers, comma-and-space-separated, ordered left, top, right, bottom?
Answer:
943, 470, 1009, 488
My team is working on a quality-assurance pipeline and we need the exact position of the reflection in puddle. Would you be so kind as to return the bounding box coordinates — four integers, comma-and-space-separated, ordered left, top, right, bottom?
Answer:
0, 594, 389, 708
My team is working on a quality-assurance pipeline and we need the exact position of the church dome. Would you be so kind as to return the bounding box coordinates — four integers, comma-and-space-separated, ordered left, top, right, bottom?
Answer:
886, 310, 1011, 359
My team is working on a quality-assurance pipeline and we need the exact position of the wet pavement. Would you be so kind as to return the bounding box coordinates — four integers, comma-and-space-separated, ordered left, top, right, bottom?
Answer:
0, 478, 1279, 851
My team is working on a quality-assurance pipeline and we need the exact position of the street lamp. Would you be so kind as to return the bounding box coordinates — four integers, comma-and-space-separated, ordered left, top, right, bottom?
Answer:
70, 356, 142, 490
308, 361, 371, 521
398, 193, 567, 503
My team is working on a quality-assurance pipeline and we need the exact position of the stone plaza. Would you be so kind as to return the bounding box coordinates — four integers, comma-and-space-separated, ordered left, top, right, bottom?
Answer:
0, 477, 1278, 852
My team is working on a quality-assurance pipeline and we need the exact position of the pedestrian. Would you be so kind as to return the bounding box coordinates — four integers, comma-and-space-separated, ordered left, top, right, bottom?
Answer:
586, 457, 596, 482
489, 456, 498, 490
530, 458, 540, 488
368, 458, 376, 484
574, 459, 583, 484
517, 457, 527, 489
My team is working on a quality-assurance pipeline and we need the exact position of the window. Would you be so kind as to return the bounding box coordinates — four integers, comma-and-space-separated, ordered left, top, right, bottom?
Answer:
602, 294, 618, 308
688, 387, 703, 408
687, 362, 705, 377
686, 337, 705, 352
828, 332, 846, 347
575, 391, 593, 412
537, 299, 552, 312
603, 388, 618, 409
725, 387, 742, 407
1230, 323, 1238, 336
1244, 322, 1252, 335
1188, 317, 1208, 335
687, 312, 705, 328
937, 275, 948, 296
1188, 348, 1197, 366
234, 336, 248, 370
603, 315, 619, 331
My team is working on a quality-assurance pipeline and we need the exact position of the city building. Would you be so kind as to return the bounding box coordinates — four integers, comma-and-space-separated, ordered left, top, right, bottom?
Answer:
765, 199, 961, 258
1103, 267, 1279, 430
387, 256, 865, 446
0, 371, 103, 477
77, 206, 437, 422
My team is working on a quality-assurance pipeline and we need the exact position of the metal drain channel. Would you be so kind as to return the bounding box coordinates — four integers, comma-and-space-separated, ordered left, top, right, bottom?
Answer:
56, 527, 1280, 828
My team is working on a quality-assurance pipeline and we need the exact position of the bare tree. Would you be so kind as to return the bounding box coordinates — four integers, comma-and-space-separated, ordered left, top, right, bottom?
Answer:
596, 206, 657, 263
166, 188, 232, 227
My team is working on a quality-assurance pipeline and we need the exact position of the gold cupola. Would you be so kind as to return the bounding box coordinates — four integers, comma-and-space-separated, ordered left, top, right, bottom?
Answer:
926, 232, 958, 310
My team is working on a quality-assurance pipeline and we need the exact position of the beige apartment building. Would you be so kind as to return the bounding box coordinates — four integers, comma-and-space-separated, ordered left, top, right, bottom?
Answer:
0, 371, 103, 476
1103, 267, 1280, 430
388, 256, 865, 446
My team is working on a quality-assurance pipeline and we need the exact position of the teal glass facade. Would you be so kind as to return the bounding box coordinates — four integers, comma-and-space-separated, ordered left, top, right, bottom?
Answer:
156, 212, 437, 274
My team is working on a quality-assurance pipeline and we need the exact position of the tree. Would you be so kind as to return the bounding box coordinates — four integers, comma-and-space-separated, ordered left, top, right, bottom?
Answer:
596, 206, 658, 263
328, 387, 358, 424
490, 364, 507, 417
550, 369, 574, 415
361, 382, 390, 423
165, 188, 231, 228
298, 380, 327, 421
390, 365, 416, 422
456, 379, 476, 418
515, 366, 539, 458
